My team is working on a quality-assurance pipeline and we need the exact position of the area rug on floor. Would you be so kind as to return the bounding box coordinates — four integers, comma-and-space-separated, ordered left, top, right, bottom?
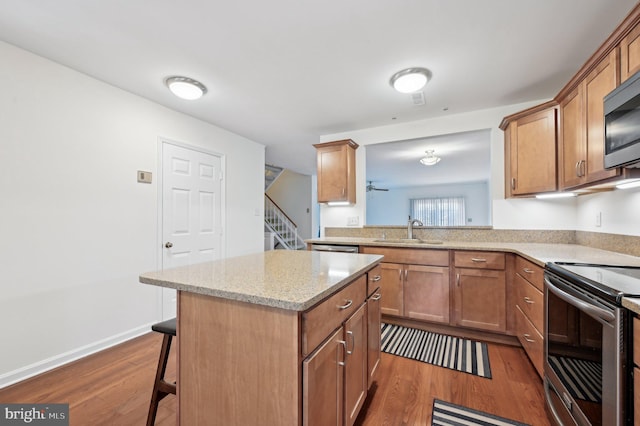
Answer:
432, 399, 531, 426
548, 354, 601, 403
380, 323, 492, 378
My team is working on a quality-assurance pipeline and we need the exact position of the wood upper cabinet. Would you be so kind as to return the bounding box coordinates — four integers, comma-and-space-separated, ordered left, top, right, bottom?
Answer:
558, 49, 620, 189
452, 251, 506, 333
621, 21, 640, 82
314, 139, 358, 204
501, 102, 558, 197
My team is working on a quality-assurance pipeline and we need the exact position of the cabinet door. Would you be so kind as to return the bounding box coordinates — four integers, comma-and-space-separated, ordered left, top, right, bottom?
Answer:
584, 49, 619, 183
621, 21, 640, 82
366, 289, 381, 389
403, 265, 450, 323
510, 107, 557, 195
303, 327, 344, 426
379, 262, 403, 316
317, 144, 349, 202
454, 268, 506, 333
559, 86, 586, 189
344, 304, 368, 426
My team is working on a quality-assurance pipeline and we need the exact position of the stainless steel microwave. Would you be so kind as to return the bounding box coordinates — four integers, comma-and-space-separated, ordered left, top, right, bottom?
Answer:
604, 70, 640, 169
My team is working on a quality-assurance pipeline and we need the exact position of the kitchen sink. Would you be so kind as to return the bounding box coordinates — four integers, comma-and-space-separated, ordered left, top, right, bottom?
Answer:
373, 238, 443, 245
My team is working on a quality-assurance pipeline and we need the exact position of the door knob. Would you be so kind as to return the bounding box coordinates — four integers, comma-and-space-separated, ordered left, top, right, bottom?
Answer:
165, 242, 173, 248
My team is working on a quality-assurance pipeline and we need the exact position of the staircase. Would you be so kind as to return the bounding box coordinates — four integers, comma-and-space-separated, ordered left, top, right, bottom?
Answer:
265, 194, 306, 250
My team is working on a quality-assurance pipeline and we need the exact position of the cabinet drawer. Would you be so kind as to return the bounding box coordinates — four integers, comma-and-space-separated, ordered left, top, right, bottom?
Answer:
516, 305, 544, 377
515, 273, 543, 331
302, 275, 366, 357
367, 265, 382, 297
634, 317, 640, 367
515, 256, 544, 291
454, 251, 505, 270
360, 246, 448, 266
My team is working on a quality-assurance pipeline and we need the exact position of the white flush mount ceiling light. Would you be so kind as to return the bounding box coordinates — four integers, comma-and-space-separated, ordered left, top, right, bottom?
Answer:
420, 149, 441, 166
390, 67, 432, 93
165, 76, 207, 100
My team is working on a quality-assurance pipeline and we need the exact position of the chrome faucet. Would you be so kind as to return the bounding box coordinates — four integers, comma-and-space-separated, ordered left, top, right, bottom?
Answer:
407, 217, 423, 239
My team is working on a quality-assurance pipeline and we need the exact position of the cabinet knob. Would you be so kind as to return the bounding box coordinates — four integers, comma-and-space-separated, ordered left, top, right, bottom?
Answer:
165, 242, 173, 248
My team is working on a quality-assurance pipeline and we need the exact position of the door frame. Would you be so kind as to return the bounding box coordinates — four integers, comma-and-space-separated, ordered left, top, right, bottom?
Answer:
156, 137, 227, 314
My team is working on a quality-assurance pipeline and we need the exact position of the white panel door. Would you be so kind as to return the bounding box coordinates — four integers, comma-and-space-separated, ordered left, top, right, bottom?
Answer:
161, 142, 223, 319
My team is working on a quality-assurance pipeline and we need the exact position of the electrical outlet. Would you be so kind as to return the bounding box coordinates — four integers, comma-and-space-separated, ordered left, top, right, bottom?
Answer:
347, 216, 359, 226
595, 212, 602, 227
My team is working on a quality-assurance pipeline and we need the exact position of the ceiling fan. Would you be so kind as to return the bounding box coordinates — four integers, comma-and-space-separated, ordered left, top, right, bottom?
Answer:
366, 181, 389, 192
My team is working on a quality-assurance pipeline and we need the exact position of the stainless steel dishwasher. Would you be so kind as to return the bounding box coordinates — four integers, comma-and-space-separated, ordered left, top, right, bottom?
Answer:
310, 244, 359, 253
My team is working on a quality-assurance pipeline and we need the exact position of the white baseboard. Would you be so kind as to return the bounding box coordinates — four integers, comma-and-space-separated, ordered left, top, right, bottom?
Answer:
0, 323, 154, 389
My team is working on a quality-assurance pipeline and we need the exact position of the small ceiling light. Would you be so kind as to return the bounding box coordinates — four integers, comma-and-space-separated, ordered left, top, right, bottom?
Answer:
535, 192, 577, 199
420, 150, 441, 166
390, 67, 431, 93
165, 76, 207, 100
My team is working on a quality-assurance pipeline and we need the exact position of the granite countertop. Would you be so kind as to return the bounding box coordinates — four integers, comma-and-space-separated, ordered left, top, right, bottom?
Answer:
139, 250, 383, 311
307, 237, 640, 314
306, 237, 640, 267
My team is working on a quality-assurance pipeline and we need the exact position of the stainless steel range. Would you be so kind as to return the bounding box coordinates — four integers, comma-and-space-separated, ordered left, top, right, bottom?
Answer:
543, 262, 640, 426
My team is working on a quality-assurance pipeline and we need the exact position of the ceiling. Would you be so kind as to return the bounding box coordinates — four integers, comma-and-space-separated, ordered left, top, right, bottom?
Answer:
366, 130, 491, 189
0, 0, 636, 176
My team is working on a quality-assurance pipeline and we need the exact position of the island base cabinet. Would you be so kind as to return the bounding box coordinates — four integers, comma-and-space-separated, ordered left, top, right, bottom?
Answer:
344, 304, 368, 426
367, 289, 381, 388
178, 291, 300, 426
303, 328, 344, 426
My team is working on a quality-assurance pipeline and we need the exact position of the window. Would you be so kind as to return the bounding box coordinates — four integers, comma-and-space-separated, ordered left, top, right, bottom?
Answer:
410, 197, 466, 226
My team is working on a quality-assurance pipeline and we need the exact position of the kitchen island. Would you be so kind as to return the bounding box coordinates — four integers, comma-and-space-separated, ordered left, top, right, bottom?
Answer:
140, 250, 383, 426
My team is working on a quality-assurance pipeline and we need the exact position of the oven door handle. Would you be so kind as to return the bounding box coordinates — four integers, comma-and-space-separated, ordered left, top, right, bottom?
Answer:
544, 276, 615, 324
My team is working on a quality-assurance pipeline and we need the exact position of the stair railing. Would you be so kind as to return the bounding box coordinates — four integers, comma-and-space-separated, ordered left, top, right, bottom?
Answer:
264, 194, 305, 250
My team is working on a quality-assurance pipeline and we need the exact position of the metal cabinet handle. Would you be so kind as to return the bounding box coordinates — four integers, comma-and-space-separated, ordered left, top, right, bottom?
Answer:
581, 160, 586, 177
511, 178, 516, 190
523, 333, 535, 343
471, 258, 487, 263
575, 161, 581, 177
404, 269, 408, 281
371, 293, 381, 301
165, 242, 173, 248
337, 300, 353, 310
523, 268, 534, 274
370, 275, 381, 282
523, 296, 534, 304
346, 331, 354, 355
456, 273, 460, 287
337, 340, 347, 366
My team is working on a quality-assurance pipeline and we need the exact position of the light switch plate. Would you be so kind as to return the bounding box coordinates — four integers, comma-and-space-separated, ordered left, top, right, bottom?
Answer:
347, 216, 359, 226
137, 171, 152, 184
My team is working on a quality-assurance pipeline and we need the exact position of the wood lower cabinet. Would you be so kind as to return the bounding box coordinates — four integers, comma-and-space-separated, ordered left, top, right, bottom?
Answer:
378, 262, 403, 316
403, 265, 449, 323
177, 266, 380, 426
634, 316, 640, 426
453, 251, 506, 333
366, 287, 381, 389
360, 247, 450, 323
303, 327, 345, 426
343, 304, 368, 426
513, 256, 544, 377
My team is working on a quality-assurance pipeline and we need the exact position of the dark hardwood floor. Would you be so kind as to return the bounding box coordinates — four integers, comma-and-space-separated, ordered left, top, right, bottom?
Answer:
0, 333, 550, 425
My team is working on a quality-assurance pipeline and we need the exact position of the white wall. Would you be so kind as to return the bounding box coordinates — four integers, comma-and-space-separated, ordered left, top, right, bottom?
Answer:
0, 41, 265, 387
366, 181, 490, 226
266, 169, 313, 239
318, 101, 580, 235
576, 187, 640, 236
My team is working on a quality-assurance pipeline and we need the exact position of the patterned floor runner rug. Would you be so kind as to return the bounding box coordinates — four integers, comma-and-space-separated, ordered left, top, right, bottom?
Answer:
432, 399, 531, 426
381, 323, 492, 378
